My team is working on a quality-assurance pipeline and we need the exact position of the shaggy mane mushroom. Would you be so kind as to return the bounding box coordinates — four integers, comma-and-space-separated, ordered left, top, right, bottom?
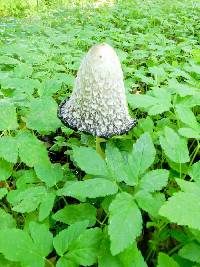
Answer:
58, 43, 136, 156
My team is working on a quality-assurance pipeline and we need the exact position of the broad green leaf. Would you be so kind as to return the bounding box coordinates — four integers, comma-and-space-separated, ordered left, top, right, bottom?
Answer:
169, 80, 198, 97
15, 169, 38, 189
139, 169, 169, 192
67, 228, 102, 266
53, 221, 89, 256
159, 189, 200, 230
178, 127, 200, 139
53, 203, 96, 226
0, 136, 18, 163
0, 102, 18, 131
128, 94, 157, 108
136, 191, 165, 217
0, 208, 16, 229
128, 132, 156, 184
118, 242, 148, 267
58, 178, 118, 199
176, 104, 199, 130
26, 96, 61, 133
0, 188, 8, 200
108, 192, 142, 255
73, 147, 108, 176
56, 256, 78, 267
35, 162, 63, 187
0, 159, 13, 181
0, 56, 19, 65
17, 131, 49, 167
159, 127, 190, 163
0, 228, 44, 267
39, 192, 56, 221
29, 222, 53, 257
179, 242, 200, 263
7, 186, 47, 213
0, 254, 19, 267
105, 143, 131, 184
157, 252, 180, 267
188, 161, 200, 183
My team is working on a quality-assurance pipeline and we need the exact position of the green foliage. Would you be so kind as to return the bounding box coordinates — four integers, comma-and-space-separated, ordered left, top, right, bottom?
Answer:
0, 0, 200, 266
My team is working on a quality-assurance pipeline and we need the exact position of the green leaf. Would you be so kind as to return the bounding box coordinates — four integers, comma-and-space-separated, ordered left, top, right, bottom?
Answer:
73, 147, 108, 176
53, 221, 89, 256
0, 102, 18, 131
0, 208, 16, 229
178, 127, 200, 139
0, 159, 13, 181
105, 143, 131, 184
17, 131, 49, 167
7, 186, 47, 213
0, 254, 19, 267
136, 191, 165, 217
56, 256, 78, 267
39, 191, 56, 221
57, 178, 118, 199
139, 169, 169, 192
67, 228, 102, 266
0, 136, 18, 163
29, 222, 53, 257
26, 96, 61, 133
108, 192, 142, 255
157, 252, 180, 267
178, 242, 200, 263
176, 104, 199, 130
53, 203, 96, 227
128, 132, 156, 184
35, 162, 63, 187
188, 161, 200, 183
159, 187, 200, 230
0, 188, 8, 200
0, 228, 44, 267
159, 127, 190, 163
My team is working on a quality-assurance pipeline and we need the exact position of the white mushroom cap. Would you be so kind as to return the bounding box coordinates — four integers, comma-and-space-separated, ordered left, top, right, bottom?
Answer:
58, 43, 136, 137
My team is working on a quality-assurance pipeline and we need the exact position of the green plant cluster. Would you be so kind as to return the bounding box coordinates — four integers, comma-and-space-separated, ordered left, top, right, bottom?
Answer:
0, 0, 200, 266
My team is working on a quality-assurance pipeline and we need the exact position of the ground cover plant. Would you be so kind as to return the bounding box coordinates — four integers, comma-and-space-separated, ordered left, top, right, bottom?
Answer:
0, 0, 200, 266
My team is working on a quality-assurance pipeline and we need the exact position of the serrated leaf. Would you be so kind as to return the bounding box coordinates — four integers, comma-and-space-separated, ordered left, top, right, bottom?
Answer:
139, 169, 169, 192
105, 143, 131, 184
0, 209, 16, 229
53, 203, 96, 227
0, 102, 18, 131
157, 252, 180, 267
73, 147, 108, 176
35, 162, 63, 187
67, 228, 102, 266
53, 221, 89, 256
0, 228, 44, 267
159, 188, 200, 230
128, 132, 156, 184
0, 159, 13, 181
58, 178, 118, 199
26, 96, 61, 133
178, 127, 200, 139
188, 161, 200, 183
7, 186, 47, 213
136, 191, 165, 217
17, 131, 49, 167
159, 127, 190, 163
29, 222, 53, 257
176, 104, 199, 130
178, 242, 200, 263
108, 192, 142, 255
0, 136, 18, 163
39, 191, 56, 221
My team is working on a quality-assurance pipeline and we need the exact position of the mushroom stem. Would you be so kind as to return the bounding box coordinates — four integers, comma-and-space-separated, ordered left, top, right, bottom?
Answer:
96, 137, 105, 159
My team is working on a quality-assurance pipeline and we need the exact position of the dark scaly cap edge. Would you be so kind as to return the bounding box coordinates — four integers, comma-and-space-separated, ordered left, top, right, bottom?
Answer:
57, 99, 137, 138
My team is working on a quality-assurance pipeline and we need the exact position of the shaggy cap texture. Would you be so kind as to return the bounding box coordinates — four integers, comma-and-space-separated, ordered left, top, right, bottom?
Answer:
58, 43, 136, 137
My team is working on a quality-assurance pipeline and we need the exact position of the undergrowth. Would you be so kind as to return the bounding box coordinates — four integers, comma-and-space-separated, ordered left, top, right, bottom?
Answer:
0, 0, 200, 266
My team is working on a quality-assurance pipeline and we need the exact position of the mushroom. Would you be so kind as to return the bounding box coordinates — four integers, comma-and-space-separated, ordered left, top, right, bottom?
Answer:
58, 43, 136, 156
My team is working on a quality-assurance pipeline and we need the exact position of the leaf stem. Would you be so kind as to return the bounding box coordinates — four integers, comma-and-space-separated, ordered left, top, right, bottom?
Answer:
96, 137, 105, 159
